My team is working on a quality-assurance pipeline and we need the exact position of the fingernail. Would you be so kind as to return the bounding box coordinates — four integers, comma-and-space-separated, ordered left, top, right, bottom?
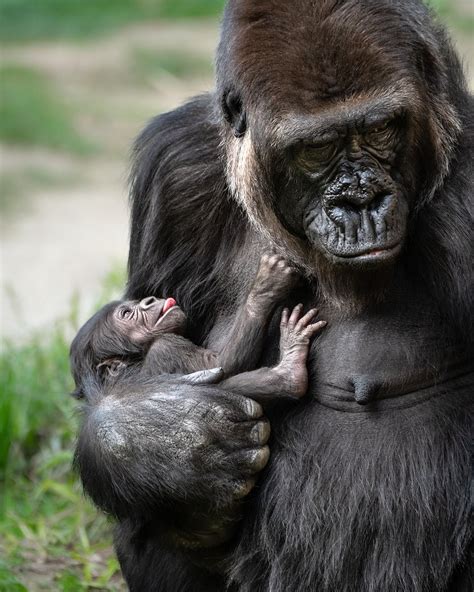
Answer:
246, 400, 263, 418
252, 421, 270, 443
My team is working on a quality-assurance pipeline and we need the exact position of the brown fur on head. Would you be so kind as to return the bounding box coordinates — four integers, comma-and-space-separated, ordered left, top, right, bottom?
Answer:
216, 0, 463, 308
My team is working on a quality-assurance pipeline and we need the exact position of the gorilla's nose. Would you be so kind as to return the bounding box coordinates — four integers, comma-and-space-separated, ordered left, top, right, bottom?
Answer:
140, 296, 158, 309
326, 169, 393, 210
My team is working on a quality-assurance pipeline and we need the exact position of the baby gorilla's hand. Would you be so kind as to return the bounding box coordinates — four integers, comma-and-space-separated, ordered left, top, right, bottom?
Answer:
247, 254, 298, 315
276, 304, 326, 398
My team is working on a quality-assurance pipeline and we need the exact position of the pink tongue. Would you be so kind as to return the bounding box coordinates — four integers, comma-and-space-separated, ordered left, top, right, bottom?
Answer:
162, 298, 176, 314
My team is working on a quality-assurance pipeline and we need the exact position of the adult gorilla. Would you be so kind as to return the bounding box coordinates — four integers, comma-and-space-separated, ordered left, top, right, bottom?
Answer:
75, 1, 473, 590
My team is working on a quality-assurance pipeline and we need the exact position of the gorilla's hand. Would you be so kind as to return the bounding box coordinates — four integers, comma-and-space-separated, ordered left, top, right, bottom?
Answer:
154, 374, 271, 505
75, 373, 270, 547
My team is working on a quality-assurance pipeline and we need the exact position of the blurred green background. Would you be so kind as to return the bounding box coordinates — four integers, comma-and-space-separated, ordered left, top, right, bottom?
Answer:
0, 1, 472, 590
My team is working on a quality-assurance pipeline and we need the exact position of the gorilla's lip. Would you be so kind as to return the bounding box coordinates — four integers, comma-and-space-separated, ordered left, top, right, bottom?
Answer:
323, 241, 403, 262
154, 305, 180, 326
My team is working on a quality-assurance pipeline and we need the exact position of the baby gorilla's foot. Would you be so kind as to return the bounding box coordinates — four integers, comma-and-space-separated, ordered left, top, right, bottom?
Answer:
247, 254, 297, 316
276, 304, 326, 398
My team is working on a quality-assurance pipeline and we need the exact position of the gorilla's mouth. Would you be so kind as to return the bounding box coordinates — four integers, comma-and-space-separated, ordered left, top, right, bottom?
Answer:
153, 298, 178, 326
305, 194, 407, 265
332, 241, 403, 261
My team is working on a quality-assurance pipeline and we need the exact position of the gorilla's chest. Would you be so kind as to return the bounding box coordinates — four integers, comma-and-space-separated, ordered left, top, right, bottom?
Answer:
239, 386, 472, 592
236, 334, 473, 591
234, 307, 473, 591
281, 303, 470, 405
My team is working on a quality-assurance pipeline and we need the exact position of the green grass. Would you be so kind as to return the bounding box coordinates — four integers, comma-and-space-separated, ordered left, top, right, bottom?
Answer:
132, 47, 213, 82
0, 0, 226, 42
0, 65, 96, 155
429, 0, 474, 31
0, 268, 126, 591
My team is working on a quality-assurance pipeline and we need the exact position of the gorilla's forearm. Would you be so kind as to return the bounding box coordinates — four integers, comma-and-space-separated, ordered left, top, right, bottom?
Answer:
215, 255, 296, 375
74, 379, 270, 548
75, 389, 188, 520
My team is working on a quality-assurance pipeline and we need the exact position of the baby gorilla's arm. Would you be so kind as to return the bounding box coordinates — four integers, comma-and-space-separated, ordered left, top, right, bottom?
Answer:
216, 254, 297, 375
220, 305, 325, 403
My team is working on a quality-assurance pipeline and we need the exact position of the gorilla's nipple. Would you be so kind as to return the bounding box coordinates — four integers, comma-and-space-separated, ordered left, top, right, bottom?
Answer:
351, 375, 380, 405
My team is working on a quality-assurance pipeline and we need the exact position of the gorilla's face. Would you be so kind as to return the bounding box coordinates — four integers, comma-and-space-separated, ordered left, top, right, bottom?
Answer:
217, 2, 449, 275
270, 105, 411, 268
223, 91, 417, 273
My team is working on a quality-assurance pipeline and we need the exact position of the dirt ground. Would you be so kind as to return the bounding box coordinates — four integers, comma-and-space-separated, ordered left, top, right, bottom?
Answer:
1, 20, 472, 342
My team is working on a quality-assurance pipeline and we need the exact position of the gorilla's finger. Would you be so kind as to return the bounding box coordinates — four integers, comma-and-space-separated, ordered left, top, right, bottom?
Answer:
221, 419, 271, 448
229, 446, 271, 474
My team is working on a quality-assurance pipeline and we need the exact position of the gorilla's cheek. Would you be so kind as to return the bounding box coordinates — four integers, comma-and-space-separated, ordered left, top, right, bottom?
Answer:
303, 171, 409, 266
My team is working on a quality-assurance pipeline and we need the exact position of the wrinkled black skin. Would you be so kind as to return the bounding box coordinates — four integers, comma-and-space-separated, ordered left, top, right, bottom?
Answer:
74, 1, 473, 591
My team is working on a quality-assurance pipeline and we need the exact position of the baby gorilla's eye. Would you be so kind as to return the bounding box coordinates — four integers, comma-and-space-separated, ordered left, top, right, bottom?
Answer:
120, 308, 132, 319
296, 142, 337, 171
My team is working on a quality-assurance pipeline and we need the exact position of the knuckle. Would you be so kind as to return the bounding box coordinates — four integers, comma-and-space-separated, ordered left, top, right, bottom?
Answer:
204, 402, 227, 422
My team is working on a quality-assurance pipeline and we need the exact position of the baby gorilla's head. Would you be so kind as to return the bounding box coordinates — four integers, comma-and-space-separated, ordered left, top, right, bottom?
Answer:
70, 296, 186, 397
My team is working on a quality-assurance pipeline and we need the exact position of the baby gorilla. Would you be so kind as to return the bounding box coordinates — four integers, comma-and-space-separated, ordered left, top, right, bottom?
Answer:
70, 255, 326, 404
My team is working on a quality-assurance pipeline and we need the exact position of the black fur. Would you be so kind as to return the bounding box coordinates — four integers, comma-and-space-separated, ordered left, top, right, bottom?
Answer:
74, 1, 473, 590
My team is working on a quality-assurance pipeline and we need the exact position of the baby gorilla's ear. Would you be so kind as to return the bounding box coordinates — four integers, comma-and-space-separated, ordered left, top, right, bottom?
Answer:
97, 358, 128, 378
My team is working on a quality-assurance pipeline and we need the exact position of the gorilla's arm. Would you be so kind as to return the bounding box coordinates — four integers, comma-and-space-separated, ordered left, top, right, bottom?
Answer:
75, 376, 269, 537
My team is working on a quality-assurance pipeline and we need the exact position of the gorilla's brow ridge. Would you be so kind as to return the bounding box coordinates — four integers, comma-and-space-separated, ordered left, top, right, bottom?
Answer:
272, 88, 415, 148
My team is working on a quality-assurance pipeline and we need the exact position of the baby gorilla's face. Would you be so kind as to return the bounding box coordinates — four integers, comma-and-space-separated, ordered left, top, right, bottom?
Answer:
113, 296, 187, 344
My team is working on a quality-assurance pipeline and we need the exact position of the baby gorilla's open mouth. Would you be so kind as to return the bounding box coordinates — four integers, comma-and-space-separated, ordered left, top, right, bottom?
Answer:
154, 298, 178, 326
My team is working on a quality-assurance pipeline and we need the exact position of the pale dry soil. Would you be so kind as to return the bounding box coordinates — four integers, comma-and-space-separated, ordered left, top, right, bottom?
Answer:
0, 21, 472, 342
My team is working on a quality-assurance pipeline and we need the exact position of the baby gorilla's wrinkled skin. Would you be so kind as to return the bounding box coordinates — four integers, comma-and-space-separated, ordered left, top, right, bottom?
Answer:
71, 255, 326, 404
71, 254, 326, 549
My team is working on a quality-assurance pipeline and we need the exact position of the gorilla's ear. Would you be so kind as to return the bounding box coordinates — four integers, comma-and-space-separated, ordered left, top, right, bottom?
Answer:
70, 387, 84, 399
222, 89, 247, 138
97, 358, 127, 378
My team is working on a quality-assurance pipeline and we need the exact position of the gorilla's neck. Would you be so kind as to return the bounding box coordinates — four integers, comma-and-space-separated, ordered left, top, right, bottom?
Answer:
314, 260, 397, 315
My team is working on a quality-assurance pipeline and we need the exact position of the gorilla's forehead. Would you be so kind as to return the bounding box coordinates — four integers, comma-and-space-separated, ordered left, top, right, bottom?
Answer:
267, 84, 418, 146
221, 0, 420, 108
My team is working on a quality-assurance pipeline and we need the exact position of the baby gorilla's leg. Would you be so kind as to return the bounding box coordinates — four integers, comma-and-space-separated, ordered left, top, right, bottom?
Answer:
275, 304, 326, 397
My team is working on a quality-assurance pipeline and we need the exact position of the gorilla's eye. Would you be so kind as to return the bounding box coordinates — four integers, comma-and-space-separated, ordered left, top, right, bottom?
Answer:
366, 120, 397, 147
296, 142, 337, 171
119, 308, 132, 320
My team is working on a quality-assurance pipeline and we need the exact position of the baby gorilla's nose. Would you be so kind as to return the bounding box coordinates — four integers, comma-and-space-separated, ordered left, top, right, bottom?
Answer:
140, 296, 158, 309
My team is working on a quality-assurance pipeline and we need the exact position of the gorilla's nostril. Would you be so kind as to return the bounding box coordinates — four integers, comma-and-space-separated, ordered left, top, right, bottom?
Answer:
370, 192, 393, 212
141, 296, 157, 308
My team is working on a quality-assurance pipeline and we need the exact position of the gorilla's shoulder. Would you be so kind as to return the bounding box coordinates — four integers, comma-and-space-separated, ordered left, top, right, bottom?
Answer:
130, 93, 224, 202
127, 94, 246, 330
